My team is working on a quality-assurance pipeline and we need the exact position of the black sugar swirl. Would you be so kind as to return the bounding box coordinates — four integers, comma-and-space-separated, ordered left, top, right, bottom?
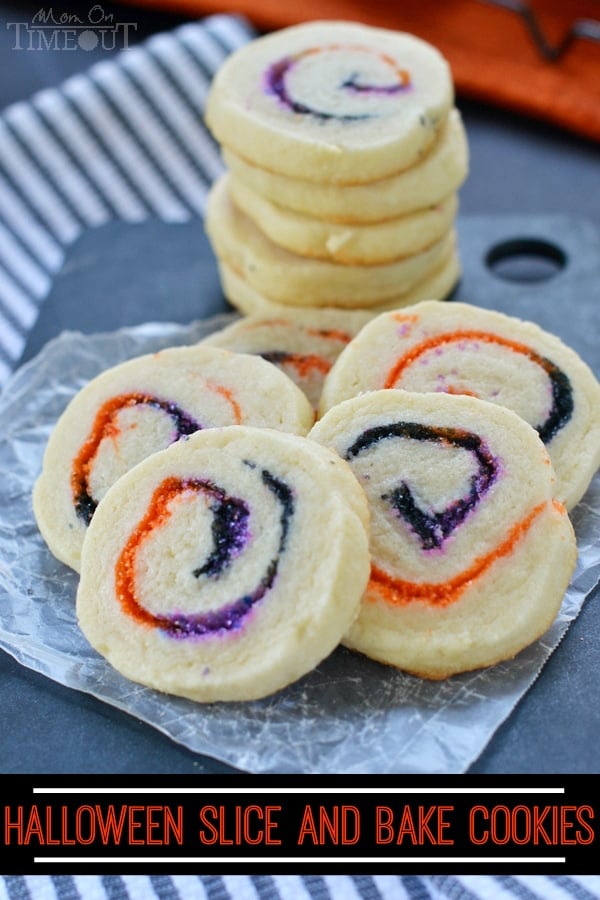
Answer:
385, 331, 575, 446
115, 465, 294, 638
345, 422, 500, 551
265, 45, 411, 121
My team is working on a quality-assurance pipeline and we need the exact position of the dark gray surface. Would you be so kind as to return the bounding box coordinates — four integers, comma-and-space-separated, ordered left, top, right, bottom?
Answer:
20, 218, 227, 364
2, 0, 600, 775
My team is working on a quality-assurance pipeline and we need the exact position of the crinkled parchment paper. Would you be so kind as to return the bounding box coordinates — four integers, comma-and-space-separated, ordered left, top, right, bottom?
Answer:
1, 318, 599, 774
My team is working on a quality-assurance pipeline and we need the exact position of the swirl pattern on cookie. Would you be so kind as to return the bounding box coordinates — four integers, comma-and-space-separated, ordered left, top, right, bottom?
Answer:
345, 422, 499, 551
202, 306, 374, 409
319, 300, 600, 509
265, 45, 411, 122
310, 390, 577, 679
205, 21, 454, 184
384, 330, 574, 445
33, 345, 314, 572
76, 426, 371, 702
115, 467, 292, 638
72, 393, 203, 526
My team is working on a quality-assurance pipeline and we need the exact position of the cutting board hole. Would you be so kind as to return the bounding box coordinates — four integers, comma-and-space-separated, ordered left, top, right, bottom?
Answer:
485, 238, 567, 282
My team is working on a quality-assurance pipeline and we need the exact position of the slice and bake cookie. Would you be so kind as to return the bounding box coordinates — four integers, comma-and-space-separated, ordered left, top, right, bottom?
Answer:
76, 426, 370, 703
33, 345, 314, 572
222, 109, 468, 223
319, 300, 600, 509
205, 20, 454, 184
202, 306, 374, 409
217, 251, 461, 316
206, 176, 456, 307
310, 390, 577, 679
229, 174, 459, 264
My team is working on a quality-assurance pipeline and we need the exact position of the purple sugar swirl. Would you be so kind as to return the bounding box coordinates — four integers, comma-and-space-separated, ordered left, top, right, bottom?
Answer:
264, 45, 411, 122
116, 467, 295, 639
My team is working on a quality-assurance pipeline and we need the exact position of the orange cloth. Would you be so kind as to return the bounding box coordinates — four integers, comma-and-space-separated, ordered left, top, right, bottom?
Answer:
126, 0, 600, 143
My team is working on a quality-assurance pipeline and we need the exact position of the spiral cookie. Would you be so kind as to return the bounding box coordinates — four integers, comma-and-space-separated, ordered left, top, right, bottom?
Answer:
229, 173, 459, 264
310, 390, 577, 679
76, 426, 371, 702
205, 20, 454, 184
217, 251, 461, 317
222, 109, 468, 223
319, 300, 600, 509
33, 345, 314, 572
206, 176, 455, 307
202, 306, 374, 409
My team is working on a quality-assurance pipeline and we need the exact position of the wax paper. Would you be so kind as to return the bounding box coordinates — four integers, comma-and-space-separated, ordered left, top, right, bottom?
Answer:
0, 318, 599, 774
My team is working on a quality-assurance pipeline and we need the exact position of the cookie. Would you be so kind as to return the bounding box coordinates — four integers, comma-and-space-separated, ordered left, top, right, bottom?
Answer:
229, 173, 459, 264
222, 108, 468, 223
202, 306, 374, 409
216, 244, 461, 316
76, 426, 371, 703
205, 20, 453, 184
319, 300, 600, 509
33, 344, 314, 572
205, 175, 455, 307
310, 390, 577, 679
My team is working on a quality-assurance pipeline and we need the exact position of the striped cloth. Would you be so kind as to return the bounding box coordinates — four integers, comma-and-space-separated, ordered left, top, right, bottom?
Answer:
2, 875, 600, 899
0, 13, 247, 387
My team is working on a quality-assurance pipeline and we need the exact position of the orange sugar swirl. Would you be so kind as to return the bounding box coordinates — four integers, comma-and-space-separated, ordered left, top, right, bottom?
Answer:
369, 501, 560, 608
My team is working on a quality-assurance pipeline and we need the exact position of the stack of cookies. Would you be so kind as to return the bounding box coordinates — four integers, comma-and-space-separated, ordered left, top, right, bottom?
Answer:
203, 20, 468, 314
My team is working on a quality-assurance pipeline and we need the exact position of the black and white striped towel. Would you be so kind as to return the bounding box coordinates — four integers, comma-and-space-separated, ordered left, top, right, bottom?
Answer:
2, 875, 600, 899
0, 12, 251, 387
